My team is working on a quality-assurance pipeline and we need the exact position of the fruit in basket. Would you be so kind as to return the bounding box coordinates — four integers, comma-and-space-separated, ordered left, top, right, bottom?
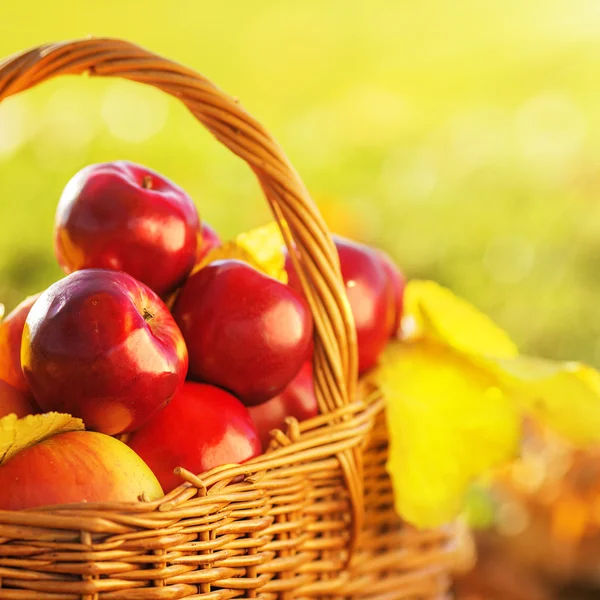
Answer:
54, 161, 201, 297
196, 221, 222, 264
21, 269, 188, 435
286, 235, 395, 374
0, 429, 163, 509
127, 381, 261, 493
249, 361, 318, 450
377, 250, 406, 336
0, 293, 40, 393
172, 259, 313, 406
0, 380, 36, 418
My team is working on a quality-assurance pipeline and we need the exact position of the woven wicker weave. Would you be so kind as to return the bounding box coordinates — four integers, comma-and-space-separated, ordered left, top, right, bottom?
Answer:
0, 38, 459, 599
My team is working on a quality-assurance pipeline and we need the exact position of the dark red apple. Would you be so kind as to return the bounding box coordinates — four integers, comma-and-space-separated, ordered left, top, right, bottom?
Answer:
285, 235, 395, 374
0, 293, 40, 393
171, 259, 313, 406
0, 379, 37, 418
0, 430, 163, 510
54, 161, 201, 297
249, 361, 318, 450
21, 269, 188, 435
196, 221, 222, 264
127, 381, 261, 493
377, 250, 406, 337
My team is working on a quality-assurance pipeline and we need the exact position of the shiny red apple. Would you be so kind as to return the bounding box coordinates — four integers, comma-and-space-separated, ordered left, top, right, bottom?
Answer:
286, 235, 395, 374
377, 250, 406, 337
21, 269, 188, 435
0, 293, 40, 393
127, 381, 261, 493
172, 259, 313, 406
249, 361, 318, 450
196, 221, 222, 264
0, 379, 37, 418
0, 430, 163, 510
54, 161, 201, 297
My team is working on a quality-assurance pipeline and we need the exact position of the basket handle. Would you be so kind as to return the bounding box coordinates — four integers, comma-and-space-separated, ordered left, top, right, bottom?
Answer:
0, 38, 363, 537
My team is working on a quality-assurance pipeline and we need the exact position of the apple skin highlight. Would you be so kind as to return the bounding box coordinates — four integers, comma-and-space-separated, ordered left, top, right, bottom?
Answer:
21, 269, 188, 436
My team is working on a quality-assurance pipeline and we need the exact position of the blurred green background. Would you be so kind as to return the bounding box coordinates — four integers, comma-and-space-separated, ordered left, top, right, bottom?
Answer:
2, 1, 600, 364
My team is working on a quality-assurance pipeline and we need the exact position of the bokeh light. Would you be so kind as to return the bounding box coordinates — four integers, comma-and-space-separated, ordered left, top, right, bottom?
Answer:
2, 0, 600, 368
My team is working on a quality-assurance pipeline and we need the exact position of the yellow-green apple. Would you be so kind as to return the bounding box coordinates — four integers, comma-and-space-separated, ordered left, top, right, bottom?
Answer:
0, 430, 163, 509
127, 381, 261, 493
54, 161, 201, 297
171, 260, 313, 406
21, 269, 188, 435
0, 379, 37, 418
285, 235, 395, 374
0, 294, 40, 392
249, 361, 318, 450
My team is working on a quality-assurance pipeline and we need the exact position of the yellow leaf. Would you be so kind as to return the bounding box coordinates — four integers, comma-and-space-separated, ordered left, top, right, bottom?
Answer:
402, 280, 600, 446
195, 222, 287, 283
377, 340, 520, 528
0, 412, 85, 465
403, 280, 518, 359
378, 281, 600, 527
490, 355, 600, 446
236, 222, 288, 284
194, 241, 258, 272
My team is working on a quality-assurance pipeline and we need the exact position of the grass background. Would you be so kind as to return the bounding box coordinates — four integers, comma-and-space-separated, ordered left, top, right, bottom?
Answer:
2, 1, 600, 364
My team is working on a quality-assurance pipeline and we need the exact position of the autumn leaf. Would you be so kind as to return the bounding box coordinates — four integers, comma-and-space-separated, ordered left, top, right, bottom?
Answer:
378, 340, 520, 528
0, 412, 84, 465
195, 241, 258, 271
403, 280, 600, 447
403, 280, 518, 358
380, 280, 600, 527
196, 222, 287, 283
489, 356, 600, 446
236, 222, 288, 283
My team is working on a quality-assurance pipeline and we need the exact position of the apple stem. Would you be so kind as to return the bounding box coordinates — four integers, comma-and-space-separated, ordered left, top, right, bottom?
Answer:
142, 175, 153, 190
142, 308, 154, 323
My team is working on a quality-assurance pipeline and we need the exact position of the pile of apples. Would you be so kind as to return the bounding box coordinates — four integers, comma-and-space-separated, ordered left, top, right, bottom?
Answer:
0, 161, 405, 509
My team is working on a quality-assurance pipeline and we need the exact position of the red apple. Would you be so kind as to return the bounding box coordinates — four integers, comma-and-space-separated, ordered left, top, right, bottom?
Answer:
196, 221, 222, 264
127, 382, 261, 493
163, 220, 222, 312
377, 250, 406, 337
0, 294, 40, 393
171, 259, 313, 406
21, 269, 188, 435
0, 430, 163, 510
0, 379, 37, 418
285, 235, 395, 374
54, 161, 201, 297
249, 361, 318, 450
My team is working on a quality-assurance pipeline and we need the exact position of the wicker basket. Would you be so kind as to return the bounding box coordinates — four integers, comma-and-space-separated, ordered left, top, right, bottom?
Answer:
0, 38, 460, 599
